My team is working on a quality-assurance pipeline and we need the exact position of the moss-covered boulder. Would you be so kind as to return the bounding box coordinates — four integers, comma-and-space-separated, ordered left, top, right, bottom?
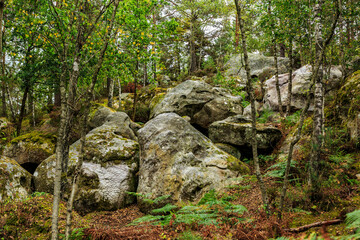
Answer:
137, 113, 249, 209
88, 105, 115, 129
3, 131, 56, 166
209, 115, 282, 151
0, 156, 32, 202
34, 112, 139, 214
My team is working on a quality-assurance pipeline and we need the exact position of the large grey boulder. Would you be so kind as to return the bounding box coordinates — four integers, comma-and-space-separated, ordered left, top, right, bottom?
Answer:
137, 113, 249, 208
264, 65, 342, 111
0, 156, 32, 202
209, 115, 282, 151
150, 80, 216, 119
88, 106, 115, 129
3, 131, 56, 167
150, 80, 244, 129
193, 96, 243, 129
225, 53, 289, 81
34, 112, 139, 214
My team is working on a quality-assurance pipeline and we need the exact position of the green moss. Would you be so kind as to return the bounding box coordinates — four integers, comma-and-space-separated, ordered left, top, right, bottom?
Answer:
149, 92, 166, 110
10, 131, 56, 145
226, 156, 250, 174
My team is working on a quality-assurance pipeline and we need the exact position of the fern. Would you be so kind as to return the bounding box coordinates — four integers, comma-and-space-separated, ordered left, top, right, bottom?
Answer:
345, 209, 360, 229
151, 204, 178, 214
265, 160, 297, 178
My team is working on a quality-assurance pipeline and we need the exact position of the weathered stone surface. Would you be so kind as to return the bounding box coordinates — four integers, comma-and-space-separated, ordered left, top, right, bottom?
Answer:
0, 117, 8, 130
3, 131, 56, 165
215, 143, 241, 160
34, 112, 139, 213
193, 96, 243, 129
137, 113, 249, 208
225, 53, 289, 81
264, 65, 342, 111
209, 115, 282, 150
150, 80, 216, 119
88, 106, 114, 129
150, 80, 244, 129
0, 156, 32, 202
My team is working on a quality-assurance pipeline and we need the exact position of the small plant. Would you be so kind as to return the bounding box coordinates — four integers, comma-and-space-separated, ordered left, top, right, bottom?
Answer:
257, 108, 275, 123
59, 228, 85, 240
129, 190, 248, 227
265, 160, 297, 179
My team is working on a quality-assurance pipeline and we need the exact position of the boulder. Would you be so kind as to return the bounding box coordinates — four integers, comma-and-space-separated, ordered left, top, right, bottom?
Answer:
0, 156, 32, 202
88, 105, 115, 129
3, 131, 56, 168
193, 96, 243, 129
264, 65, 342, 111
209, 115, 282, 151
34, 112, 139, 214
215, 143, 242, 160
225, 53, 289, 81
137, 113, 249, 208
150, 80, 216, 119
150, 80, 244, 129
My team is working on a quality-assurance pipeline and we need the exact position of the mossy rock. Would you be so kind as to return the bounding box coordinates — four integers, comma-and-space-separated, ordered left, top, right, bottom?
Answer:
3, 131, 56, 166
0, 156, 32, 202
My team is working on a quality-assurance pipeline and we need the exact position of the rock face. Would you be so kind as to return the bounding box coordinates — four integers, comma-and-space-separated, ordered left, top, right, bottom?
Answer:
34, 112, 139, 213
193, 96, 243, 129
209, 115, 282, 151
0, 156, 32, 202
150, 80, 243, 129
225, 53, 289, 80
137, 113, 249, 207
264, 65, 342, 111
88, 105, 115, 129
3, 131, 56, 168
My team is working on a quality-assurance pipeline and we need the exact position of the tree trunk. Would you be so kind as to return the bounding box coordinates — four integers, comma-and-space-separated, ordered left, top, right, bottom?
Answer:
118, 78, 122, 110
16, 82, 30, 136
0, 0, 6, 118
64, 2, 120, 236
189, 15, 198, 74
234, 0, 270, 216
268, 0, 283, 116
132, 61, 139, 121
279, 0, 340, 219
286, 38, 293, 116
309, 0, 324, 189
107, 77, 114, 108
235, 14, 239, 50
143, 62, 148, 87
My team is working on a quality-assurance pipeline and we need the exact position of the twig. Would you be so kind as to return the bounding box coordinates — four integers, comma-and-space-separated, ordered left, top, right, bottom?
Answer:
284, 219, 342, 233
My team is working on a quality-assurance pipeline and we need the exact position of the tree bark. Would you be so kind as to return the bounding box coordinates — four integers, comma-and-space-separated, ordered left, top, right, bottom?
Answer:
107, 77, 114, 108
65, 1, 119, 237
118, 78, 122, 110
279, 0, 340, 219
0, 0, 6, 118
16, 82, 30, 136
132, 61, 139, 121
286, 38, 293, 116
234, 0, 270, 216
268, 0, 283, 116
309, 0, 324, 188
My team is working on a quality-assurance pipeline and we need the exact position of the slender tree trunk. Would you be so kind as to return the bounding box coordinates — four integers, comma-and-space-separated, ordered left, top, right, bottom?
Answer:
235, 14, 239, 50
189, 15, 198, 74
286, 38, 293, 116
107, 77, 114, 108
143, 62, 148, 87
0, 0, 6, 118
268, 0, 283, 116
118, 78, 122, 110
132, 61, 139, 121
279, 0, 340, 219
309, 0, 324, 189
5, 83, 15, 121
16, 82, 30, 136
65, 2, 119, 237
234, 0, 270, 216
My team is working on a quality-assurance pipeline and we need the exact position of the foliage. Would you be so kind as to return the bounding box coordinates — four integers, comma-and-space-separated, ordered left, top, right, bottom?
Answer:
129, 190, 247, 227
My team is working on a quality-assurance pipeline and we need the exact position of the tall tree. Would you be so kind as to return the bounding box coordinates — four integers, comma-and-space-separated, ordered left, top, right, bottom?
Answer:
234, 0, 270, 216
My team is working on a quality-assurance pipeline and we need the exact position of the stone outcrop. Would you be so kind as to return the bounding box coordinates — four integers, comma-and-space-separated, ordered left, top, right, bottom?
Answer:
209, 115, 282, 151
3, 131, 56, 168
137, 113, 249, 209
150, 80, 243, 129
264, 65, 342, 111
33, 112, 139, 214
0, 156, 32, 202
225, 53, 289, 81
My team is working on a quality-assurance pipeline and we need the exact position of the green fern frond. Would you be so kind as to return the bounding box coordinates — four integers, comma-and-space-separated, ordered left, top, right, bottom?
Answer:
151, 204, 178, 214
346, 209, 360, 229
129, 215, 164, 225
225, 204, 248, 214
153, 194, 171, 204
